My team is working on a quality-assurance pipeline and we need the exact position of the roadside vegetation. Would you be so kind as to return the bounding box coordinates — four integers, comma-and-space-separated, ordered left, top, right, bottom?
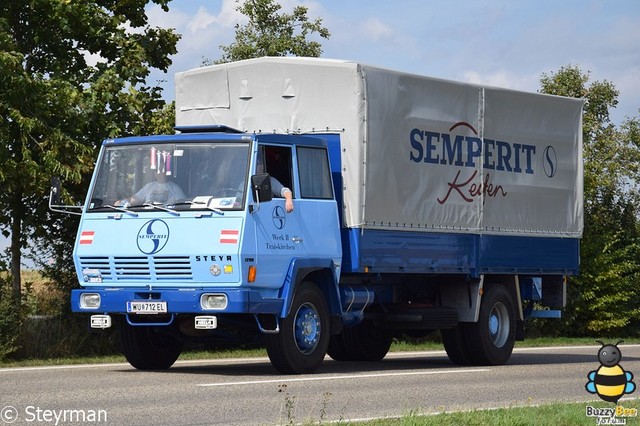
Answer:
350, 399, 640, 426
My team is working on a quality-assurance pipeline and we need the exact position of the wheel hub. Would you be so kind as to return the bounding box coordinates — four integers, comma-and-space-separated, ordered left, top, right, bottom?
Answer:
294, 304, 321, 353
488, 302, 510, 348
489, 314, 499, 335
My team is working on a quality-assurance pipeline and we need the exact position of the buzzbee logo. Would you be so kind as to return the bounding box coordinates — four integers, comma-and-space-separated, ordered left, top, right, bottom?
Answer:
585, 341, 637, 424
585, 341, 636, 403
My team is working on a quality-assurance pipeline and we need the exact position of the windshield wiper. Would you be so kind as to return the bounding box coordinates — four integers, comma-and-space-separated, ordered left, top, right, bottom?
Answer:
143, 202, 180, 216
99, 204, 139, 217
172, 200, 224, 216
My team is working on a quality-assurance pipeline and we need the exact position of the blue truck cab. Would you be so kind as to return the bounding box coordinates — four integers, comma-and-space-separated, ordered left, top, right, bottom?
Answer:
70, 127, 353, 373
62, 57, 583, 374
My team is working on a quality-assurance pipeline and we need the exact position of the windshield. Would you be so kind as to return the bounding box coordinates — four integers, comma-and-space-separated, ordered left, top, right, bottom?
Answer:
87, 141, 250, 211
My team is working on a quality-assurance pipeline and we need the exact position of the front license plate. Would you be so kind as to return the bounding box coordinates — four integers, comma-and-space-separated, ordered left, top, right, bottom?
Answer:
126, 301, 168, 314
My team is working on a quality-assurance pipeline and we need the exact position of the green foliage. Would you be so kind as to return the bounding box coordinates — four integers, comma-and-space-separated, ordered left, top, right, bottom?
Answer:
0, 1, 179, 268
16, 315, 120, 360
213, 0, 330, 64
539, 66, 640, 337
570, 192, 640, 336
0, 0, 180, 355
0, 271, 120, 361
0, 276, 23, 360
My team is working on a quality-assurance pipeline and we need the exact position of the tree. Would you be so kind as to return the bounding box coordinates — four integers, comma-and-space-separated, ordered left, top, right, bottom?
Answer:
0, 2, 179, 305
213, 0, 330, 64
539, 66, 640, 336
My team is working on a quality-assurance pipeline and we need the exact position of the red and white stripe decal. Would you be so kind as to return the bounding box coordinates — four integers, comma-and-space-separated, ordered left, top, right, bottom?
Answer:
79, 231, 95, 245
219, 230, 239, 244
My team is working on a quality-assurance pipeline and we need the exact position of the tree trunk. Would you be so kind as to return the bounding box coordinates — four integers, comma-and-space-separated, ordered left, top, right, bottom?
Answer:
10, 190, 23, 302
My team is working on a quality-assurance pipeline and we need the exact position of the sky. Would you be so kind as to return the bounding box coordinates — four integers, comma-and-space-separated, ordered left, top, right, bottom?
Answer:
2, 0, 639, 263
146, 0, 640, 125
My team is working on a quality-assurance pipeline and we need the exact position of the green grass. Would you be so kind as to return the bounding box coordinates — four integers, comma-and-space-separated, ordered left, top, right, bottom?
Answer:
348, 399, 640, 425
389, 336, 640, 353
0, 354, 127, 368
0, 347, 268, 369
514, 337, 640, 347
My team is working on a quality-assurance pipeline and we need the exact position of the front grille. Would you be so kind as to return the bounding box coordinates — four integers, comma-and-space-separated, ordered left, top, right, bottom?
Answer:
153, 256, 192, 280
114, 256, 150, 280
78, 257, 112, 280
79, 256, 193, 282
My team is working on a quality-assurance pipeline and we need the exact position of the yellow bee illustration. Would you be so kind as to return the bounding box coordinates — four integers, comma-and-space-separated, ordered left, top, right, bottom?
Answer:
585, 341, 636, 403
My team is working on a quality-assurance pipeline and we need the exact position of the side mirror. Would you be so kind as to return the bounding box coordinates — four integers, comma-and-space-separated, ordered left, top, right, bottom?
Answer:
48, 176, 82, 216
50, 177, 61, 205
251, 173, 273, 203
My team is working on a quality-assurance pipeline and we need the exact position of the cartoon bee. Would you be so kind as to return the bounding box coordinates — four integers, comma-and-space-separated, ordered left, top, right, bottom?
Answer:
585, 340, 636, 403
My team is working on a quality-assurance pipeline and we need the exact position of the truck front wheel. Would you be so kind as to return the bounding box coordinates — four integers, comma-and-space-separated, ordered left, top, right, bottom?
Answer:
266, 282, 330, 374
120, 321, 183, 370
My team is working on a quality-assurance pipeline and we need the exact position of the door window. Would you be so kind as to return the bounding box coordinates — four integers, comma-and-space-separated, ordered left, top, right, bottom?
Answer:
297, 146, 333, 199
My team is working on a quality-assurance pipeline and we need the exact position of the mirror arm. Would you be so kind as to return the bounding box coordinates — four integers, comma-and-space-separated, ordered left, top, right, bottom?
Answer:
48, 177, 83, 216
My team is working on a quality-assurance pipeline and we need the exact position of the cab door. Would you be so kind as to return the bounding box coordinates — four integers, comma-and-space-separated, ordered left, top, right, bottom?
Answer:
293, 145, 342, 265
251, 144, 305, 289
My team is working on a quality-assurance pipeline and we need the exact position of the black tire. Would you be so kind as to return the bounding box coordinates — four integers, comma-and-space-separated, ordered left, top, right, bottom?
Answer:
441, 325, 473, 365
266, 282, 330, 374
120, 321, 183, 370
327, 333, 353, 361
463, 284, 516, 365
347, 321, 393, 361
328, 321, 392, 362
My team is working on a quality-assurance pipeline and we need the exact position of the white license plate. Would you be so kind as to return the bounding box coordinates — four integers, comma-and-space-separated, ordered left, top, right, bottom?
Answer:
126, 301, 167, 314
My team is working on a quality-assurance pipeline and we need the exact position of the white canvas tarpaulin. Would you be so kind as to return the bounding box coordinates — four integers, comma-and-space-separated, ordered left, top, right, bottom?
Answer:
175, 57, 583, 238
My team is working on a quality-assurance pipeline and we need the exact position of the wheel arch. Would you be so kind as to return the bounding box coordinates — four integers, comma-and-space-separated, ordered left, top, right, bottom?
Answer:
483, 275, 523, 322
278, 258, 341, 319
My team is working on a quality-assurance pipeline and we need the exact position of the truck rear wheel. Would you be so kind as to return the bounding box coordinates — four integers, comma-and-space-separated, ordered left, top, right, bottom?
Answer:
441, 325, 472, 365
327, 333, 352, 361
463, 284, 516, 365
266, 282, 330, 374
328, 321, 392, 362
120, 321, 183, 370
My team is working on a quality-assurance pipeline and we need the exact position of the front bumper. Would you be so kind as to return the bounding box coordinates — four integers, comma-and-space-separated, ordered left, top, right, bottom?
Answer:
71, 287, 284, 315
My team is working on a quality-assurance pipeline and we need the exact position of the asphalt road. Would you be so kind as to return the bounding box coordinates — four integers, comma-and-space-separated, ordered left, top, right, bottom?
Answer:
1, 345, 640, 425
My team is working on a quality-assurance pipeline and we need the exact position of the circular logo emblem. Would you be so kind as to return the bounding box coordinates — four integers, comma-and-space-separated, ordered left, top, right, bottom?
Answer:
210, 264, 221, 276
272, 205, 286, 230
137, 219, 170, 254
543, 145, 558, 178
